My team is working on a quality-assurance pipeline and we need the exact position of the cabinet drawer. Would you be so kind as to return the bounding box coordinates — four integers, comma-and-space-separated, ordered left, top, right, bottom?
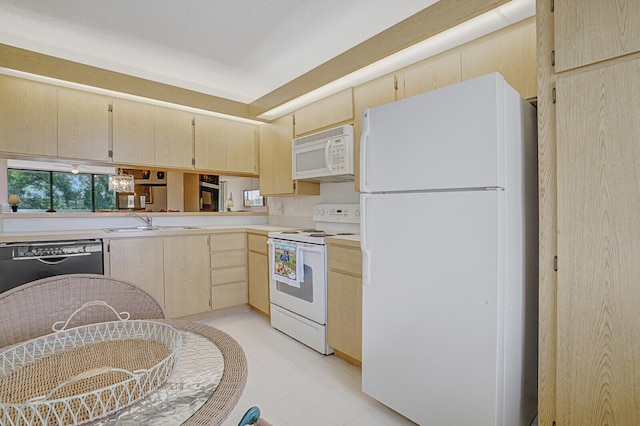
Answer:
327, 245, 362, 277
247, 233, 268, 254
211, 281, 248, 309
211, 250, 245, 269
211, 266, 246, 286
210, 233, 245, 252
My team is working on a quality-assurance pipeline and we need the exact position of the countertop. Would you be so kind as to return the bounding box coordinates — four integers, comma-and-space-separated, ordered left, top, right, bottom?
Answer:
325, 234, 361, 248
0, 225, 298, 243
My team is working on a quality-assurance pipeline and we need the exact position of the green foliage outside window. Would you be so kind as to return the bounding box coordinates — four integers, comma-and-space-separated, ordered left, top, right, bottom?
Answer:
7, 169, 116, 212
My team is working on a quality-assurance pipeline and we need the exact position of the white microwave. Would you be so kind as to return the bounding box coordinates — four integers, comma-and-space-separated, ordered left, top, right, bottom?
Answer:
292, 125, 354, 182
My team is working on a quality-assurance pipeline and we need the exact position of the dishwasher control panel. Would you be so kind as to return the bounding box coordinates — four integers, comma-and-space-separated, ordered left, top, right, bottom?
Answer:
5, 240, 103, 260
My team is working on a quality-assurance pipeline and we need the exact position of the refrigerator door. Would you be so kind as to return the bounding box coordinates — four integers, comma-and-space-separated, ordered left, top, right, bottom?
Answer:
360, 73, 508, 193
361, 190, 504, 425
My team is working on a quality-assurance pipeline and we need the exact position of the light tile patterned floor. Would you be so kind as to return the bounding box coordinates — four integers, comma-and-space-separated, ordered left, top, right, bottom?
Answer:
200, 310, 539, 426
200, 310, 417, 426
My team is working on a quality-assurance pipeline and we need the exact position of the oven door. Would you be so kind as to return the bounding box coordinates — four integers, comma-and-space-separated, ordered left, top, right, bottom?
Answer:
268, 239, 327, 324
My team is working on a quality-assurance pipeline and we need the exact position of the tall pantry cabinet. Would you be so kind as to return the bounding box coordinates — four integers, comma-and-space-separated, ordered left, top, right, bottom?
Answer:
537, 1, 640, 425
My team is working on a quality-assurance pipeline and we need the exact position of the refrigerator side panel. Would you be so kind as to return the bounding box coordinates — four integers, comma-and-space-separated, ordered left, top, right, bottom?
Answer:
502, 88, 539, 425
361, 73, 505, 193
361, 191, 503, 426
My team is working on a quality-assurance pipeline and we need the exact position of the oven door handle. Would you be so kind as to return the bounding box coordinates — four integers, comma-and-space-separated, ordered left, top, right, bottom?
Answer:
297, 244, 323, 253
267, 239, 323, 253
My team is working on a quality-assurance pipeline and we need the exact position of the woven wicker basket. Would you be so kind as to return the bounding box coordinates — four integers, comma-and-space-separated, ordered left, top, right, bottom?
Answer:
0, 301, 182, 426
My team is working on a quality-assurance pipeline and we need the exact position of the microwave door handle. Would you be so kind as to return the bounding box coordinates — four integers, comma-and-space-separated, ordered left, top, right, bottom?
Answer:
325, 142, 332, 172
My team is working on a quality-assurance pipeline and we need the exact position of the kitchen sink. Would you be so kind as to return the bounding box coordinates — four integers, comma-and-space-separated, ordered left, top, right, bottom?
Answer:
104, 225, 203, 233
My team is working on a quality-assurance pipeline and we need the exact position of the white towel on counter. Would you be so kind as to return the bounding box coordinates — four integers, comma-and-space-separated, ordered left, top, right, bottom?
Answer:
272, 240, 304, 288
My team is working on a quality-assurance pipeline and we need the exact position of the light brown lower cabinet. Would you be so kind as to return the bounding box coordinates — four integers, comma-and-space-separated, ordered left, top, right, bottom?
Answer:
209, 232, 247, 310
163, 235, 211, 318
107, 237, 165, 307
326, 240, 362, 365
108, 235, 210, 318
247, 232, 270, 317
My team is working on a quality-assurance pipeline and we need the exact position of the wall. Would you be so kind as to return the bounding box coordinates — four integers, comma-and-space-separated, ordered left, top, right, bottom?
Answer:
267, 181, 359, 227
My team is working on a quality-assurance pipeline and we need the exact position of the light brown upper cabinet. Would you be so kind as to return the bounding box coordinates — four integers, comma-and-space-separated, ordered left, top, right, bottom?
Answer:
555, 1, 640, 72
154, 106, 194, 169
353, 74, 398, 192
461, 16, 537, 99
194, 114, 258, 175
294, 88, 354, 137
259, 114, 320, 196
398, 49, 462, 100
0, 75, 57, 156
58, 88, 111, 162
112, 98, 155, 166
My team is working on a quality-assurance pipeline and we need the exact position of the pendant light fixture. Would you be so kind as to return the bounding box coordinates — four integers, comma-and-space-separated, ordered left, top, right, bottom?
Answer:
108, 169, 135, 193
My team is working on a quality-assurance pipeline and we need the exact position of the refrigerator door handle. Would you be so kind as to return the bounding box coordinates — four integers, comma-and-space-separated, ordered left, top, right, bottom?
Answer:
360, 110, 370, 193
360, 193, 371, 286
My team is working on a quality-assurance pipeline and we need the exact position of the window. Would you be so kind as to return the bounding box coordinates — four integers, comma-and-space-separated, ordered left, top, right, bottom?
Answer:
8, 169, 116, 212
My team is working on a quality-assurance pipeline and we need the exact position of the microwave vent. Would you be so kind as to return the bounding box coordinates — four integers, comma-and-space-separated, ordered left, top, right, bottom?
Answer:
293, 125, 353, 147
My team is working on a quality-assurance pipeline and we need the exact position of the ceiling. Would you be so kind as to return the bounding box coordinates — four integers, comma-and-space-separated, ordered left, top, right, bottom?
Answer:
0, 0, 528, 120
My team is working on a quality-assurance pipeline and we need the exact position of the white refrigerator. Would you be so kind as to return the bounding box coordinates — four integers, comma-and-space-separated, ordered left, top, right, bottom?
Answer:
360, 73, 538, 426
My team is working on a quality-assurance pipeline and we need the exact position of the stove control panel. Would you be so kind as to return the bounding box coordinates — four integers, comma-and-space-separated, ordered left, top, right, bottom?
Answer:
313, 203, 360, 223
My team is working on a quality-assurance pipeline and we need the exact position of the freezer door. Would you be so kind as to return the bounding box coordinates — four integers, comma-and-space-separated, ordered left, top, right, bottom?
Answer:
360, 73, 512, 193
361, 191, 504, 425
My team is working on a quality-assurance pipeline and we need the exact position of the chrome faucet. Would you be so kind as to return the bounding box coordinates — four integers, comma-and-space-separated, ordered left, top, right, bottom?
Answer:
129, 212, 153, 227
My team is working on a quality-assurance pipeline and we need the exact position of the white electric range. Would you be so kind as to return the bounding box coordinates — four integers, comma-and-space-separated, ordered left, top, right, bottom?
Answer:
268, 203, 360, 354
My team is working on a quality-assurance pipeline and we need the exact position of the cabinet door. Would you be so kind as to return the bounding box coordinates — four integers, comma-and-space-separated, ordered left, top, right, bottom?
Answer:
155, 107, 194, 169
226, 123, 258, 175
163, 235, 211, 318
194, 114, 227, 171
112, 98, 155, 166
399, 49, 461, 100
108, 238, 165, 307
58, 88, 111, 162
555, 1, 640, 72
556, 59, 640, 425
460, 17, 536, 99
327, 268, 362, 362
353, 75, 397, 192
0, 75, 57, 156
247, 233, 269, 316
259, 114, 320, 196
294, 88, 354, 136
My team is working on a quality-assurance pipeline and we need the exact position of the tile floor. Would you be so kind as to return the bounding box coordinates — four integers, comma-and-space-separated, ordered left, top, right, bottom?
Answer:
200, 310, 417, 426
200, 310, 539, 426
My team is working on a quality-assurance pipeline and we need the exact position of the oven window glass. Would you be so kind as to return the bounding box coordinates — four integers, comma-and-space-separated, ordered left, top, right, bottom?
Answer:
276, 264, 313, 302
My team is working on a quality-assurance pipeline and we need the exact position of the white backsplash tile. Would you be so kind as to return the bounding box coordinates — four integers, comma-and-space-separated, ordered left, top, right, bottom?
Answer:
267, 181, 359, 227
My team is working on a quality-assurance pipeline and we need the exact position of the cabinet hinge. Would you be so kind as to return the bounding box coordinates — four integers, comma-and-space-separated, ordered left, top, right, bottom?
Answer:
108, 149, 113, 158
192, 158, 195, 166
108, 103, 113, 112
107, 242, 110, 253
394, 76, 398, 91
551, 50, 555, 66
554, 256, 558, 271
293, 182, 296, 191
191, 118, 195, 126
552, 88, 556, 104
550, 0, 554, 12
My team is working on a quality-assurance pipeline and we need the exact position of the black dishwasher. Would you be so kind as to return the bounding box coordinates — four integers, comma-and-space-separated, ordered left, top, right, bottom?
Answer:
0, 239, 104, 294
